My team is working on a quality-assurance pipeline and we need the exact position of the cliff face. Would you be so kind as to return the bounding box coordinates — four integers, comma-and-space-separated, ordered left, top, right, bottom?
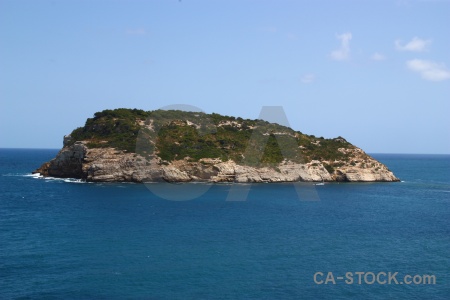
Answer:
33, 109, 399, 183
34, 141, 399, 183
35, 142, 86, 178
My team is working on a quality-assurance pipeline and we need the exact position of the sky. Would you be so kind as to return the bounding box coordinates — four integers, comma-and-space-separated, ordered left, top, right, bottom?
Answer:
1, 0, 449, 153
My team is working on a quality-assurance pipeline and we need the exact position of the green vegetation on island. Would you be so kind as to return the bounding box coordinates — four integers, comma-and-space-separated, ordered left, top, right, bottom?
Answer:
68, 108, 354, 168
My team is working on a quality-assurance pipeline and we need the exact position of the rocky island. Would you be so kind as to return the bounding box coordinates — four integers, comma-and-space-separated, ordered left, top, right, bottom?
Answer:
34, 108, 399, 183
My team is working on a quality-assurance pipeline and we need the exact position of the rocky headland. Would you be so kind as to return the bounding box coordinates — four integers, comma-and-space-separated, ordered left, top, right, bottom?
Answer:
34, 109, 399, 183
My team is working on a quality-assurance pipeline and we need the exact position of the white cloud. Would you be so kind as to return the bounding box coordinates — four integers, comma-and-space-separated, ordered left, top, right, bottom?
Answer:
301, 74, 316, 84
371, 52, 386, 61
406, 59, 450, 81
331, 32, 352, 61
395, 37, 431, 52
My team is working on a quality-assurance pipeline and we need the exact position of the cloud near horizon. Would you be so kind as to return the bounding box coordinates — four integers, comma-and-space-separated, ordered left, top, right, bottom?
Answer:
406, 59, 450, 81
331, 32, 352, 61
395, 37, 431, 52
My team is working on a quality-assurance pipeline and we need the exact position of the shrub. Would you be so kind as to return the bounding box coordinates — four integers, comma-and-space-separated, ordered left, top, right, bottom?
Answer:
67, 108, 358, 165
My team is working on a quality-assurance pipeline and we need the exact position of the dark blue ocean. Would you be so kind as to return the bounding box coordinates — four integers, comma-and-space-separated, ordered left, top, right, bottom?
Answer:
1, 149, 449, 299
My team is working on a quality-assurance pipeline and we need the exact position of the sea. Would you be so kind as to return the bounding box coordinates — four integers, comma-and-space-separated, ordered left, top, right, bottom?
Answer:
0, 149, 449, 299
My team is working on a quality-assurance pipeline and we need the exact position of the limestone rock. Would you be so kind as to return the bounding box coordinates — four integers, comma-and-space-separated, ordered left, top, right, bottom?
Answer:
162, 166, 191, 182
33, 141, 86, 178
33, 140, 399, 183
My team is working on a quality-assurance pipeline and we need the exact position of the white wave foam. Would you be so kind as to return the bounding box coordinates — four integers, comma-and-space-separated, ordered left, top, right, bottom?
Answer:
4, 173, 43, 178
63, 178, 85, 183
22, 173, 87, 184
42, 177, 85, 183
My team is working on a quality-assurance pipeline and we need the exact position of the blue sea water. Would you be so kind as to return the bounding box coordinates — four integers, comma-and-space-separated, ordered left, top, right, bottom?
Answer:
0, 149, 449, 299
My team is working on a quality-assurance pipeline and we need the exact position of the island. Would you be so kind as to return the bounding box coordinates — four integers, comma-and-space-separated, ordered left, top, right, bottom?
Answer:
33, 108, 399, 183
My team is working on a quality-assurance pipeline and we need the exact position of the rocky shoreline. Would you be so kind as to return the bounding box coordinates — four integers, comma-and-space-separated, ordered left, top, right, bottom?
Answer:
34, 141, 399, 183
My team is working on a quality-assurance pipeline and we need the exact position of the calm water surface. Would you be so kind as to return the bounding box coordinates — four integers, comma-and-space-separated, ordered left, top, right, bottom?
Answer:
0, 149, 449, 299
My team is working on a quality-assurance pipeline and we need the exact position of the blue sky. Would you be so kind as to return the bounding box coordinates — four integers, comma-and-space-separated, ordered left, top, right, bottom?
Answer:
1, 0, 449, 153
